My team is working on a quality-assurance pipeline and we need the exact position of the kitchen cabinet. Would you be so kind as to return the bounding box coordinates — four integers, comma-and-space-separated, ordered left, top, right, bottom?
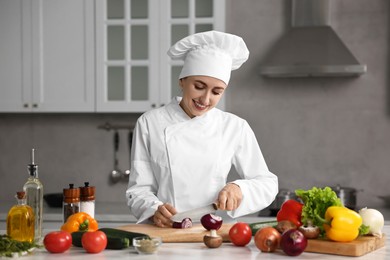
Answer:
95, 0, 226, 112
0, 0, 95, 112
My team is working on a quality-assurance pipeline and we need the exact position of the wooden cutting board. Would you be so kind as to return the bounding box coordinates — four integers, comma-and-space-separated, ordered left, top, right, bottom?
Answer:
305, 234, 386, 257
116, 223, 234, 242
117, 224, 386, 256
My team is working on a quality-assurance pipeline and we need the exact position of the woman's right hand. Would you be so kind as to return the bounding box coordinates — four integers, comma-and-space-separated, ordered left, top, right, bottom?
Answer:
152, 203, 177, 228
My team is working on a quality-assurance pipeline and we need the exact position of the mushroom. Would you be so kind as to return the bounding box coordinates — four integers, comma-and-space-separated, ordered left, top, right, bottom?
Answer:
298, 225, 320, 239
203, 229, 223, 248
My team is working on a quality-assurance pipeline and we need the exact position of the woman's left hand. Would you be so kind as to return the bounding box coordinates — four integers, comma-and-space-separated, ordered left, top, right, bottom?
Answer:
152, 203, 177, 228
217, 183, 242, 211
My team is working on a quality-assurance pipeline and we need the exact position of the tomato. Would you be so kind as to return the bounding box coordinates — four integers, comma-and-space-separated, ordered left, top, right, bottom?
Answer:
228, 222, 252, 246
43, 231, 72, 253
81, 231, 107, 253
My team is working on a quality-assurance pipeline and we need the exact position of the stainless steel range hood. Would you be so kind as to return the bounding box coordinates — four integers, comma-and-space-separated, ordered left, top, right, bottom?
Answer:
259, 0, 367, 78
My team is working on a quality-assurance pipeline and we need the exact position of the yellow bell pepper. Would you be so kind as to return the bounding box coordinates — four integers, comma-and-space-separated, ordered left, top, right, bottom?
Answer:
61, 212, 98, 233
323, 206, 362, 242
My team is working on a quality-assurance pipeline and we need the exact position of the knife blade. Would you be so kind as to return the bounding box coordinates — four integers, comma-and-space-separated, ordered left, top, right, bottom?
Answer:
171, 203, 218, 222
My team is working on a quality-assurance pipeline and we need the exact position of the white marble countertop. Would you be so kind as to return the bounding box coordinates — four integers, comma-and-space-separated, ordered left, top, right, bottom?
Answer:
0, 221, 389, 260
1, 202, 390, 259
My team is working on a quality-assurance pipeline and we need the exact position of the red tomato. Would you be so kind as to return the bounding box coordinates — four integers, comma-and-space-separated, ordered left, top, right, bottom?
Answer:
81, 231, 107, 253
43, 231, 72, 253
229, 222, 252, 246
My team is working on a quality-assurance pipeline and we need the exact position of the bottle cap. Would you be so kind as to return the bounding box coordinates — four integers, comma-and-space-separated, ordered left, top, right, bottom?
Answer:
80, 182, 95, 201
63, 184, 80, 203
16, 191, 26, 199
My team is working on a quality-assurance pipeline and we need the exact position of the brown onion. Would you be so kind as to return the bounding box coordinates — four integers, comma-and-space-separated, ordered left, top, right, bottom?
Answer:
280, 229, 307, 256
254, 227, 281, 252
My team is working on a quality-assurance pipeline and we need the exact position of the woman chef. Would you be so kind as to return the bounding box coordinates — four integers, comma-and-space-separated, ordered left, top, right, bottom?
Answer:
126, 31, 278, 227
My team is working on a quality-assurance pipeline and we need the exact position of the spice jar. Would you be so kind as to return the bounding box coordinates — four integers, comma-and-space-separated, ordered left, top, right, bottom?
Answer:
63, 184, 80, 223
80, 182, 95, 218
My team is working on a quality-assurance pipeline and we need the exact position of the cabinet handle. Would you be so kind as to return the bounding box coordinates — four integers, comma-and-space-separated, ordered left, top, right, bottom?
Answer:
151, 104, 156, 108
32, 103, 38, 108
160, 104, 165, 107
23, 103, 29, 108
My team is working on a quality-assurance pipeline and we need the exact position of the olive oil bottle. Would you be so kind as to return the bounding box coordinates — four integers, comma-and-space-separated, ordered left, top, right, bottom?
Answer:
23, 148, 43, 241
7, 191, 35, 242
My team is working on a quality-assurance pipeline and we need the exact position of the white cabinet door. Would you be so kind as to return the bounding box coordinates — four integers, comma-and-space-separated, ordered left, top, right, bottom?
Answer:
96, 0, 225, 113
0, 0, 95, 112
31, 0, 95, 112
96, 0, 160, 112
0, 0, 31, 112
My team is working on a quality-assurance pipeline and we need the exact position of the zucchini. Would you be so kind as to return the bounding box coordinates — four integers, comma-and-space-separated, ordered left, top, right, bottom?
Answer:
249, 220, 278, 235
98, 228, 150, 246
104, 236, 130, 250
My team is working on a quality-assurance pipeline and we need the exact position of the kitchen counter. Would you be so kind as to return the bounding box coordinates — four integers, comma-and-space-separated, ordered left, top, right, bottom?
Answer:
0, 218, 389, 260
1, 203, 390, 259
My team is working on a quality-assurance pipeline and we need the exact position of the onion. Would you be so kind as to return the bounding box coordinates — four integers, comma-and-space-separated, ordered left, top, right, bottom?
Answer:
172, 218, 193, 229
254, 227, 281, 252
358, 207, 384, 237
201, 214, 223, 230
280, 229, 307, 256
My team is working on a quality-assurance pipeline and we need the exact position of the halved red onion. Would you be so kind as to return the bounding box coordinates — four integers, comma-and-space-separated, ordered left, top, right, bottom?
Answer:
172, 217, 193, 229
200, 214, 223, 230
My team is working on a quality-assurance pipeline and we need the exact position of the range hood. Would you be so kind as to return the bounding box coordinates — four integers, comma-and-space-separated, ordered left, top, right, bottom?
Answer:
260, 0, 367, 78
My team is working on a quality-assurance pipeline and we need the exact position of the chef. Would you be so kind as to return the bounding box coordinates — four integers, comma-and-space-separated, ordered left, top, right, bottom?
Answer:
126, 30, 278, 227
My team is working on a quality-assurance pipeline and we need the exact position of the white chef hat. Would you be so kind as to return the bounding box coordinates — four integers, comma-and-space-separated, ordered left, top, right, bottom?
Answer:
167, 30, 249, 85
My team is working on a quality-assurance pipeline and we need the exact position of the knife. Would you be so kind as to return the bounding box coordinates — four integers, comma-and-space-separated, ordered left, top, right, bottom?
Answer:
171, 203, 218, 222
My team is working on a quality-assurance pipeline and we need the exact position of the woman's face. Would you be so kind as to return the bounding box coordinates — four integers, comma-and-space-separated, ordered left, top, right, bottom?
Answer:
179, 76, 227, 118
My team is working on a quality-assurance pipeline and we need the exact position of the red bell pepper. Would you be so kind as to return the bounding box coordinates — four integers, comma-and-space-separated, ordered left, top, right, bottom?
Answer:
276, 199, 303, 227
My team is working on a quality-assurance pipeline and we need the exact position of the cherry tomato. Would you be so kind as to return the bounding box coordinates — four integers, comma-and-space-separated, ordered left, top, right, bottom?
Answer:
229, 222, 252, 246
43, 231, 72, 253
81, 231, 107, 253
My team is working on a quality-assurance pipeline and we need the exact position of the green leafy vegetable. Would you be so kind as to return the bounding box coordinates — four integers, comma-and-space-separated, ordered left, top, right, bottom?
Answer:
0, 235, 40, 258
359, 224, 370, 236
295, 186, 342, 234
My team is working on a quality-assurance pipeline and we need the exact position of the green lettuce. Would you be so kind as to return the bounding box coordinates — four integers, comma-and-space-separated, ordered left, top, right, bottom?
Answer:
295, 186, 343, 233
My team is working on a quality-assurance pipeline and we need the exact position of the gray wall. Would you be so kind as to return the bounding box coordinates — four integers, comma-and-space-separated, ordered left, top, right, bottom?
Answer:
225, 0, 390, 208
1, 0, 389, 210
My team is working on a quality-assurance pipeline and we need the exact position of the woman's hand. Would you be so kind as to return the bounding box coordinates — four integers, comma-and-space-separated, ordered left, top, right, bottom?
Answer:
217, 183, 242, 211
152, 203, 177, 228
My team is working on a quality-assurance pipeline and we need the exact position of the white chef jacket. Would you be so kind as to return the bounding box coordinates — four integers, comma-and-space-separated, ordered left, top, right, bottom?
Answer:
126, 97, 278, 223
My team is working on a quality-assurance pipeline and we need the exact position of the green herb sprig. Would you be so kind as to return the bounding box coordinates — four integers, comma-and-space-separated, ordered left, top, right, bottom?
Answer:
0, 234, 40, 258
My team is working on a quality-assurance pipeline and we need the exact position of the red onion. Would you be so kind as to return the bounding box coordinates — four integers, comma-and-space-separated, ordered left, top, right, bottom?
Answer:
172, 218, 193, 229
280, 229, 307, 256
200, 214, 223, 230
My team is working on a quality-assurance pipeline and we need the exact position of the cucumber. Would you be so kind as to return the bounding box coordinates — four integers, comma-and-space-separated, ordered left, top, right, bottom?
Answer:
249, 220, 278, 235
98, 228, 150, 246
71, 231, 86, 247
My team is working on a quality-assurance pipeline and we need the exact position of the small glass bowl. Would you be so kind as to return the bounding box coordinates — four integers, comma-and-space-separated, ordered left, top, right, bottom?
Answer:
133, 236, 162, 254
